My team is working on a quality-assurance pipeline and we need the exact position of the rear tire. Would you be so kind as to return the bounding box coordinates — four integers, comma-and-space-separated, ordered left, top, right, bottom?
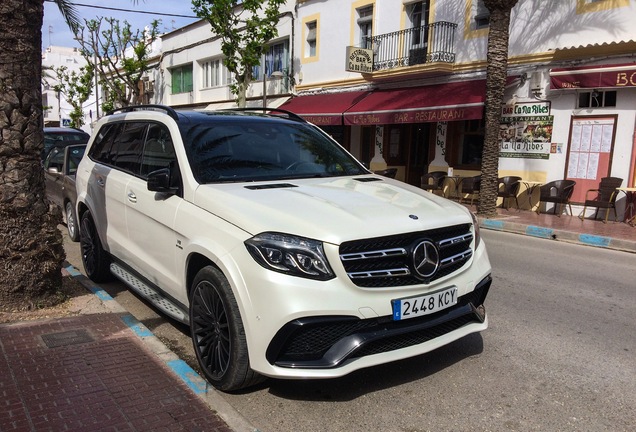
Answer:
79, 211, 111, 282
65, 201, 80, 242
189, 266, 263, 391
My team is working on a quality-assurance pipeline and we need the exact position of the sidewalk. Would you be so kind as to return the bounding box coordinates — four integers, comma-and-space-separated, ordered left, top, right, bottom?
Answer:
469, 205, 636, 253
0, 268, 257, 432
1, 208, 633, 432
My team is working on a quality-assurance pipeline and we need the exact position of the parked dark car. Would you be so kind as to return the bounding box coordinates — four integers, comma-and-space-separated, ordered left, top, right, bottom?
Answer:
42, 127, 90, 161
43, 144, 86, 241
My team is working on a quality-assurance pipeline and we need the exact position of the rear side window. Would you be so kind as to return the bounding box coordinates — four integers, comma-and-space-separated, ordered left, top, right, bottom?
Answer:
89, 123, 122, 163
110, 122, 148, 174
89, 122, 148, 175
67, 146, 86, 174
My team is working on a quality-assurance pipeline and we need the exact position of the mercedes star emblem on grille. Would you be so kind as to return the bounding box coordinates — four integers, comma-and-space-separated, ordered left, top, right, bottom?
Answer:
413, 240, 439, 278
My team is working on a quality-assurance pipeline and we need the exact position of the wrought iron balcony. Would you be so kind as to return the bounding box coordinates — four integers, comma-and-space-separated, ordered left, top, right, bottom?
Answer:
363, 21, 457, 72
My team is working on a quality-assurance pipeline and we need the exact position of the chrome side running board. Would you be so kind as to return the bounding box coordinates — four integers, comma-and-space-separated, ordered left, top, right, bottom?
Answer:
110, 263, 189, 324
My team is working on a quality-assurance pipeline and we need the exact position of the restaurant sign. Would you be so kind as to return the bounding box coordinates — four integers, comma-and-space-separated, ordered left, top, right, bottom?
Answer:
345, 46, 373, 73
550, 63, 636, 89
499, 114, 553, 160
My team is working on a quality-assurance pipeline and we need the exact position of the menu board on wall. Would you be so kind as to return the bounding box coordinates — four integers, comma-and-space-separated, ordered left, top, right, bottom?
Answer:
565, 116, 616, 203
566, 117, 614, 180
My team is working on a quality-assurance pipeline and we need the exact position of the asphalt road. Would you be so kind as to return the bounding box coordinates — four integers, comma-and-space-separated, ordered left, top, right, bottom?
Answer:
63, 228, 636, 432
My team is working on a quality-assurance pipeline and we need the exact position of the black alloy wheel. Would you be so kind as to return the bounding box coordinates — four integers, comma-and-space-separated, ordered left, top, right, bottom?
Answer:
189, 266, 262, 391
79, 211, 111, 282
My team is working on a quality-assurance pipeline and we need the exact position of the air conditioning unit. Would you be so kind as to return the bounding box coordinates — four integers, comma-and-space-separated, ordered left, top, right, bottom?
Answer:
530, 71, 544, 92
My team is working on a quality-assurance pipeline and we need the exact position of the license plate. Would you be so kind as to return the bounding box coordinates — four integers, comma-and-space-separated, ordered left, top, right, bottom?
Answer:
392, 287, 458, 321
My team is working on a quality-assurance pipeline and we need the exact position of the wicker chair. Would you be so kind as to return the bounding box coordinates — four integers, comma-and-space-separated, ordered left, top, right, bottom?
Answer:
459, 175, 481, 205
497, 176, 522, 210
537, 180, 576, 216
420, 171, 447, 196
579, 177, 623, 223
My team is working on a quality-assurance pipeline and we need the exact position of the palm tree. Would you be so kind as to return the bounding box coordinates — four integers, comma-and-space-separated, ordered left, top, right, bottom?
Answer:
477, 0, 519, 218
0, 0, 80, 310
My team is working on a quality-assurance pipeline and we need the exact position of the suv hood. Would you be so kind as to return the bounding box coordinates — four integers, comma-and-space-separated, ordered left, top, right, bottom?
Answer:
193, 176, 472, 244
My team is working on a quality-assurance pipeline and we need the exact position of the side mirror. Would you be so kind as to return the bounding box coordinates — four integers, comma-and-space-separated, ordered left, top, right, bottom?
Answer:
47, 166, 61, 174
147, 168, 179, 195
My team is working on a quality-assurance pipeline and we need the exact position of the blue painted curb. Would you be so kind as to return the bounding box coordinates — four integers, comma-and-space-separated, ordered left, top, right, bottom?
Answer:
120, 313, 154, 338
578, 234, 611, 247
525, 225, 555, 239
482, 219, 505, 230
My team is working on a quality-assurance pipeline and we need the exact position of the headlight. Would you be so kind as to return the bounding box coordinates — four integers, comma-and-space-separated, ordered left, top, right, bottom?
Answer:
245, 232, 335, 280
470, 212, 481, 249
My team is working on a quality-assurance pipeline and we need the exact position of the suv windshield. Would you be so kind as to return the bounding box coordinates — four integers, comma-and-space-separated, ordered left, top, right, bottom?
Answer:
179, 116, 367, 183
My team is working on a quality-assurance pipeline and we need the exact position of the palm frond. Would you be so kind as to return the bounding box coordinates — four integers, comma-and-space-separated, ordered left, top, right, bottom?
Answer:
54, 0, 82, 34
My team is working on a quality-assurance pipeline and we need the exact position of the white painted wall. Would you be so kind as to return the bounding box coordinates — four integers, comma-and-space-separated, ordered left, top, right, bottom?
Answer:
41, 46, 96, 133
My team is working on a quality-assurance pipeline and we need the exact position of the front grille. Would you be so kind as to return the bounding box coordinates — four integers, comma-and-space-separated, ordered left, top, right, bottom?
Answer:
267, 275, 491, 368
339, 224, 473, 287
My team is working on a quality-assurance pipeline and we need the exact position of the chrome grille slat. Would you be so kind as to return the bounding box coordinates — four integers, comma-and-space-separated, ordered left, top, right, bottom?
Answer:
438, 233, 473, 248
440, 249, 473, 268
348, 267, 411, 279
339, 224, 473, 287
340, 248, 406, 261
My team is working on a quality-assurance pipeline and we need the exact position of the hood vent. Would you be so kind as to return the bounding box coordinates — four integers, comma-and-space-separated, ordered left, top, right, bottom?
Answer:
354, 177, 383, 182
245, 183, 298, 190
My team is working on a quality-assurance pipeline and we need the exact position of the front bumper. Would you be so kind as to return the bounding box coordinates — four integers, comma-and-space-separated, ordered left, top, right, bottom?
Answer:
266, 274, 491, 369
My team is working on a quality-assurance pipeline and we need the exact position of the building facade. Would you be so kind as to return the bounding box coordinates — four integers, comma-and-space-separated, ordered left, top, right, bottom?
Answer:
155, 3, 296, 110
148, 0, 636, 215
284, 0, 636, 207
42, 46, 97, 133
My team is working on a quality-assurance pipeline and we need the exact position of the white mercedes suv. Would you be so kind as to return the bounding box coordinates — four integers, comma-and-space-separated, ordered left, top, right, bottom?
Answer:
75, 105, 492, 391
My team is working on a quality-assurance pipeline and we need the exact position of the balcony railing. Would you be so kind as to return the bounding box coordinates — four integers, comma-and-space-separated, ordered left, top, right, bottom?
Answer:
363, 21, 457, 72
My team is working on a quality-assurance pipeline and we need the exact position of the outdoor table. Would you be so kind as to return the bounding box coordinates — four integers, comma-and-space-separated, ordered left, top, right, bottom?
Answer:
444, 175, 464, 200
617, 187, 636, 226
522, 181, 543, 210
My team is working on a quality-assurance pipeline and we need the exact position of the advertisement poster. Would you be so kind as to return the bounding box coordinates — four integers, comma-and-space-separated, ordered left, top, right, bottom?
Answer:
499, 115, 553, 160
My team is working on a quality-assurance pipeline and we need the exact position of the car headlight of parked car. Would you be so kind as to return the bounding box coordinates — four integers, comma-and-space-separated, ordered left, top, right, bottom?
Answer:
471, 212, 481, 249
245, 232, 335, 280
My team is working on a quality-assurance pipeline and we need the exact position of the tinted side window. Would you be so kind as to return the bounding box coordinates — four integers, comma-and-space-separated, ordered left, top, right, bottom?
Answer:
141, 123, 176, 177
110, 122, 148, 174
67, 146, 86, 174
89, 123, 122, 163
45, 147, 64, 171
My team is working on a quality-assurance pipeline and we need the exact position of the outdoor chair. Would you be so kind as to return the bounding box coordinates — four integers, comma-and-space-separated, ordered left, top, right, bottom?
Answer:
579, 176, 623, 223
459, 175, 481, 205
497, 176, 522, 210
420, 171, 447, 196
537, 180, 576, 217
375, 168, 398, 179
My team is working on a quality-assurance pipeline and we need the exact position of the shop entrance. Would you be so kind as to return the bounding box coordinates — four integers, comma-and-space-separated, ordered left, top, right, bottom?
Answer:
406, 123, 431, 186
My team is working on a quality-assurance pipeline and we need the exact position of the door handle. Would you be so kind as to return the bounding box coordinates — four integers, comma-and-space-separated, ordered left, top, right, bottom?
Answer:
97, 177, 105, 187
127, 191, 137, 203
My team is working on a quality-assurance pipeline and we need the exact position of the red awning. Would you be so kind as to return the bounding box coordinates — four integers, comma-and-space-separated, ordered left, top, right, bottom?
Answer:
550, 63, 636, 89
279, 91, 370, 126
343, 80, 486, 125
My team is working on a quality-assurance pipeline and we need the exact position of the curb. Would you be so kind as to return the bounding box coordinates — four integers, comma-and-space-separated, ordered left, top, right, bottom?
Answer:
64, 265, 260, 432
478, 218, 636, 253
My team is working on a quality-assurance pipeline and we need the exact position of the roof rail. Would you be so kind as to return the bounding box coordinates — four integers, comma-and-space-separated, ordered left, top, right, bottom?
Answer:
225, 107, 306, 123
108, 105, 179, 121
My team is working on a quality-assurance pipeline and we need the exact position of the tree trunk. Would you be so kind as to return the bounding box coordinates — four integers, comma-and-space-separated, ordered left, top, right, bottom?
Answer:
236, 80, 247, 108
0, 0, 66, 310
478, 0, 518, 218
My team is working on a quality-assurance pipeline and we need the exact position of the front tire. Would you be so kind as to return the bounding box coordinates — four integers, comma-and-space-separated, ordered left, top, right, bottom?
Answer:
189, 266, 262, 391
65, 201, 80, 242
79, 211, 111, 282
